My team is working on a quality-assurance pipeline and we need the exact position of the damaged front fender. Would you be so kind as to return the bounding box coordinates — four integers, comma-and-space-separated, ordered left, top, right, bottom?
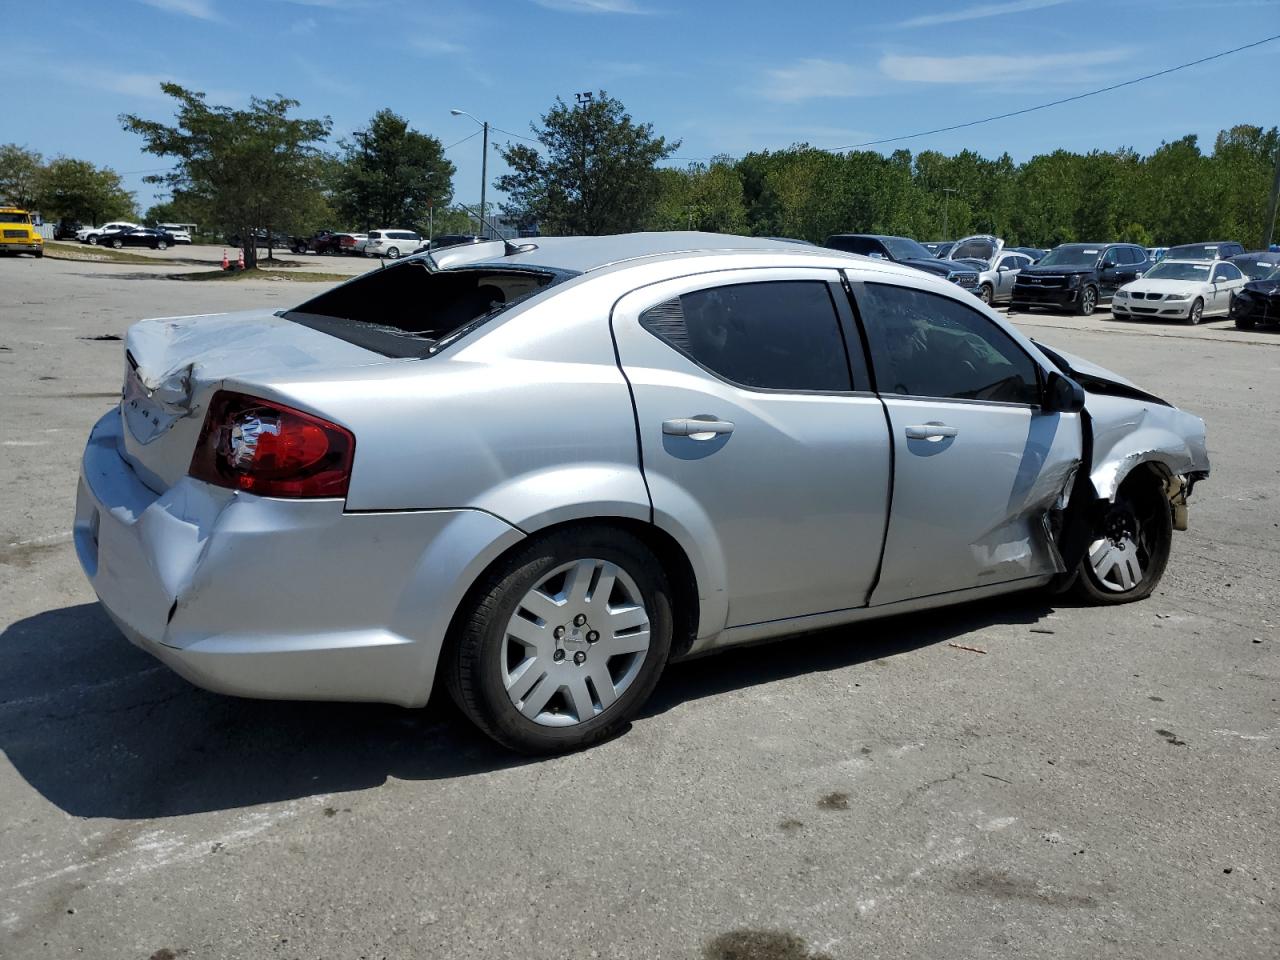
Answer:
1086, 392, 1210, 503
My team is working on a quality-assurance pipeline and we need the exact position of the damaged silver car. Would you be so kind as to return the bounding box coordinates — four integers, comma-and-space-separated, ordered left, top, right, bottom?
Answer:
74, 233, 1210, 753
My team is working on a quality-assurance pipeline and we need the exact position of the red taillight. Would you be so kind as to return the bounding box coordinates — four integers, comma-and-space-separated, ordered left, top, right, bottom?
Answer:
188, 390, 355, 498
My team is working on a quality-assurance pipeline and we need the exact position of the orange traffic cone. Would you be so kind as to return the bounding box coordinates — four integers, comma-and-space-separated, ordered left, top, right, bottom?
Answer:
221, 249, 229, 270
236, 249, 245, 271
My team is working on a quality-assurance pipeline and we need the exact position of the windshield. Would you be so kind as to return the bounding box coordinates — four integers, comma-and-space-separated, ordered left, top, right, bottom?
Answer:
1166, 244, 1221, 260
1037, 245, 1102, 267
880, 236, 934, 261
285, 263, 565, 357
1238, 260, 1280, 280
0, 212, 31, 224
1144, 262, 1212, 282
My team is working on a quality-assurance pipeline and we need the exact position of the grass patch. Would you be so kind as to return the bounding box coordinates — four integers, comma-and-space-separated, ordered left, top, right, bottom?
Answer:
42, 241, 163, 264
172, 267, 349, 282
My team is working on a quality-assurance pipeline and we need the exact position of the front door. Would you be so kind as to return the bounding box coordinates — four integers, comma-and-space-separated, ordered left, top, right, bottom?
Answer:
611, 269, 892, 628
848, 277, 1083, 605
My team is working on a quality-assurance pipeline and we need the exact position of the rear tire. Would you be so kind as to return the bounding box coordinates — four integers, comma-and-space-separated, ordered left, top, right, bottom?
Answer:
445, 526, 673, 754
1071, 474, 1172, 605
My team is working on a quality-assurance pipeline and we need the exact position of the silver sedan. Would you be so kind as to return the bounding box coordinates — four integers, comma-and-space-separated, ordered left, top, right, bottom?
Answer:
75, 233, 1210, 753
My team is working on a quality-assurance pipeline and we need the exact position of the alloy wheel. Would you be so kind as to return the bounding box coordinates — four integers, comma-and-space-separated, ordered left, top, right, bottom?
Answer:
1188, 299, 1203, 325
501, 558, 651, 726
1080, 287, 1097, 315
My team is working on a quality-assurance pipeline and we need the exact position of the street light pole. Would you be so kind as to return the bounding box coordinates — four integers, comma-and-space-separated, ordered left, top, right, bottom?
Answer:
450, 109, 490, 238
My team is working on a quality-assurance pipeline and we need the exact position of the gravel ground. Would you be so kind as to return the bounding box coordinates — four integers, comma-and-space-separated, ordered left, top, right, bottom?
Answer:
1, 255, 1277, 960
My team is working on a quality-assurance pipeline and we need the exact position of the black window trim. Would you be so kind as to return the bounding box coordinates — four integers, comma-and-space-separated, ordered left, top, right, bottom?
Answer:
844, 276, 1046, 410
636, 274, 872, 398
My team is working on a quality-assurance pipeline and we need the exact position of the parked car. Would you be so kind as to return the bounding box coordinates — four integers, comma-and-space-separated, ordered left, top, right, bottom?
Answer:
156, 223, 193, 244
292, 231, 346, 255
1009, 246, 1046, 263
1112, 259, 1247, 324
100, 227, 178, 250
922, 241, 948, 256
1229, 263, 1280, 329
1010, 242, 1150, 316
1145, 247, 1168, 263
1227, 251, 1280, 280
225, 229, 292, 250
930, 241, 957, 259
824, 234, 981, 294
79, 221, 139, 244
958, 252, 1036, 305
0, 207, 44, 257
74, 232, 1210, 753
1164, 241, 1245, 262
347, 233, 371, 255
413, 234, 484, 255
364, 228, 422, 259
52, 218, 83, 241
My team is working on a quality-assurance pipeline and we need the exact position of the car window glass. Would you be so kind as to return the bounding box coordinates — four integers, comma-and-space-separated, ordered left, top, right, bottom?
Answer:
857, 283, 1040, 405
640, 280, 854, 392
1118, 247, 1136, 264
1215, 263, 1241, 281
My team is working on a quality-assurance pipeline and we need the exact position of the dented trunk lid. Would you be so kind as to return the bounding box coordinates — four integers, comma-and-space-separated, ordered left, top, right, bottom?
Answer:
119, 309, 393, 492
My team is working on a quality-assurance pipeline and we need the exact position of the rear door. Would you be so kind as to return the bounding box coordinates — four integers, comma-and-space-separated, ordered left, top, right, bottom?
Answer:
849, 277, 1083, 605
611, 269, 892, 627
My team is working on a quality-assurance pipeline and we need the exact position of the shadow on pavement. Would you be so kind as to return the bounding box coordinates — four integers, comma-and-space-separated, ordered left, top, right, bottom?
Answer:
0, 596, 1053, 819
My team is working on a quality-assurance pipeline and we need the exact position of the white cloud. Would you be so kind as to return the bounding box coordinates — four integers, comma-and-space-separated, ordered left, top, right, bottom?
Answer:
758, 58, 873, 103
897, 0, 1073, 29
411, 36, 466, 56
135, 0, 220, 20
880, 48, 1128, 84
532, 0, 647, 13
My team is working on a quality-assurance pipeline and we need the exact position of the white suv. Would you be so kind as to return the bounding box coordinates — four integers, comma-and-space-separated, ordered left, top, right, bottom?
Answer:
364, 229, 421, 259
78, 221, 140, 244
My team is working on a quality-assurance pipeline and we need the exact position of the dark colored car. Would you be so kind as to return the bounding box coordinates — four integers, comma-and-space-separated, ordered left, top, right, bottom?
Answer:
100, 228, 177, 250
1230, 261, 1280, 329
292, 230, 346, 255
225, 229, 292, 250
824, 234, 981, 294
1011, 242, 1150, 316
1010, 246, 1047, 262
53, 219, 82, 241
1166, 241, 1246, 262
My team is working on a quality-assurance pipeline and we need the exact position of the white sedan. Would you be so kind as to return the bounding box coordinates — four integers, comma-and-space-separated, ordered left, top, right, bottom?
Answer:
1112, 259, 1248, 324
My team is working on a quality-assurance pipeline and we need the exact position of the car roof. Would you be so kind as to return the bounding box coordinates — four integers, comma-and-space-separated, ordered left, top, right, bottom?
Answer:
447, 231, 843, 274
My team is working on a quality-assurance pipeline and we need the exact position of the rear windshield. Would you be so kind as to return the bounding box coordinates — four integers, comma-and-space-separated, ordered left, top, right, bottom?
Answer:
0, 212, 31, 224
284, 261, 567, 358
1167, 244, 1221, 260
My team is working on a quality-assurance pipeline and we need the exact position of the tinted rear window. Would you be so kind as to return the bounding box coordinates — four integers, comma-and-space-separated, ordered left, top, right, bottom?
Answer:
284, 262, 566, 358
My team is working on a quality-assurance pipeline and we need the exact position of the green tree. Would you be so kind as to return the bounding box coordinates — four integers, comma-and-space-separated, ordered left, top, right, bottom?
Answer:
335, 109, 455, 233
497, 91, 678, 235
38, 157, 135, 224
0, 144, 44, 208
121, 84, 332, 268
649, 157, 747, 233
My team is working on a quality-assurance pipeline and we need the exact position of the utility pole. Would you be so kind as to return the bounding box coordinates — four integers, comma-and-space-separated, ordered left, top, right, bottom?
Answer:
942, 186, 958, 240
428, 199, 434, 243
479, 120, 488, 239
1264, 144, 1280, 251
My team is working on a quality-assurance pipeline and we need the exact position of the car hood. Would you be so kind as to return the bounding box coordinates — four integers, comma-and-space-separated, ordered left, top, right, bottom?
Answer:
1121, 278, 1209, 295
1243, 280, 1280, 296
901, 257, 973, 277
1018, 264, 1095, 277
947, 234, 1004, 267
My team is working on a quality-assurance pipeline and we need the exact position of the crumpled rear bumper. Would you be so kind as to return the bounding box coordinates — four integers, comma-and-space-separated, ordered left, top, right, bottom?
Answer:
75, 411, 524, 707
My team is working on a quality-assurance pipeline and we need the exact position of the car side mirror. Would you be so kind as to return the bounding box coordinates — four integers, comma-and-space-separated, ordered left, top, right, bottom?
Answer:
1044, 371, 1085, 413
1101, 259, 1117, 269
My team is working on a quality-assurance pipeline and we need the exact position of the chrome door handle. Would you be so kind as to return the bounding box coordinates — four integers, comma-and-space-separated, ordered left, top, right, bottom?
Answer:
662, 418, 735, 438
905, 423, 958, 440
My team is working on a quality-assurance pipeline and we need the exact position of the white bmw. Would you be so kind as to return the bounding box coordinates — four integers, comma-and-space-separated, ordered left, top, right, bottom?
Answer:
1113, 259, 1248, 324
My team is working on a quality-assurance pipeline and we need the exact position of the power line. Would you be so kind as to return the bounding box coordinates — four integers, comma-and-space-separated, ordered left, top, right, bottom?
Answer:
442, 129, 481, 151
831, 32, 1280, 151
490, 125, 542, 145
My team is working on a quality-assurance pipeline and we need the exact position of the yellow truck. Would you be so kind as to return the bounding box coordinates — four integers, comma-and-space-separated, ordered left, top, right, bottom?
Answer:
0, 207, 44, 257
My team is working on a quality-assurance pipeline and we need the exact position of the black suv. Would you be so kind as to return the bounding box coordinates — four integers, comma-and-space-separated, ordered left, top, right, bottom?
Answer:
1011, 242, 1149, 316
52, 219, 82, 241
825, 234, 982, 294
1166, 240, 1246, 261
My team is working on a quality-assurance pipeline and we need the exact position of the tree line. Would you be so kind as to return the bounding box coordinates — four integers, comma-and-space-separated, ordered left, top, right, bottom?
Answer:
2, 85, 1275, 269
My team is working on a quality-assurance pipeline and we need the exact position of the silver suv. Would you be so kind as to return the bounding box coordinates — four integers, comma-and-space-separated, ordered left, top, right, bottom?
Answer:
75, 233, 1209, 753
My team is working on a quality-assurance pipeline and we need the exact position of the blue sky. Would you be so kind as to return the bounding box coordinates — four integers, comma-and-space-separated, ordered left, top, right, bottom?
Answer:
4, 0, 1278, 214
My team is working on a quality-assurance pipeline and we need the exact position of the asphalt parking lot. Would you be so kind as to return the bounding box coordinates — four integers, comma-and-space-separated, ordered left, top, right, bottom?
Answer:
1, 253, 1277, 959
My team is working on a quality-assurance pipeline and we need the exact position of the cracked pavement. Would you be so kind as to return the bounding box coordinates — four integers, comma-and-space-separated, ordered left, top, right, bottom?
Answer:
1, 256, 1277, 959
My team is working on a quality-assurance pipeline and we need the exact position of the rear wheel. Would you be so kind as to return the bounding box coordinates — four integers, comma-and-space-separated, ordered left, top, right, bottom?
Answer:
446, 527, 673, 754
1187, 298, 1203, 325
1076, 285, 1098, 316
1071, 474, 1172, 605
